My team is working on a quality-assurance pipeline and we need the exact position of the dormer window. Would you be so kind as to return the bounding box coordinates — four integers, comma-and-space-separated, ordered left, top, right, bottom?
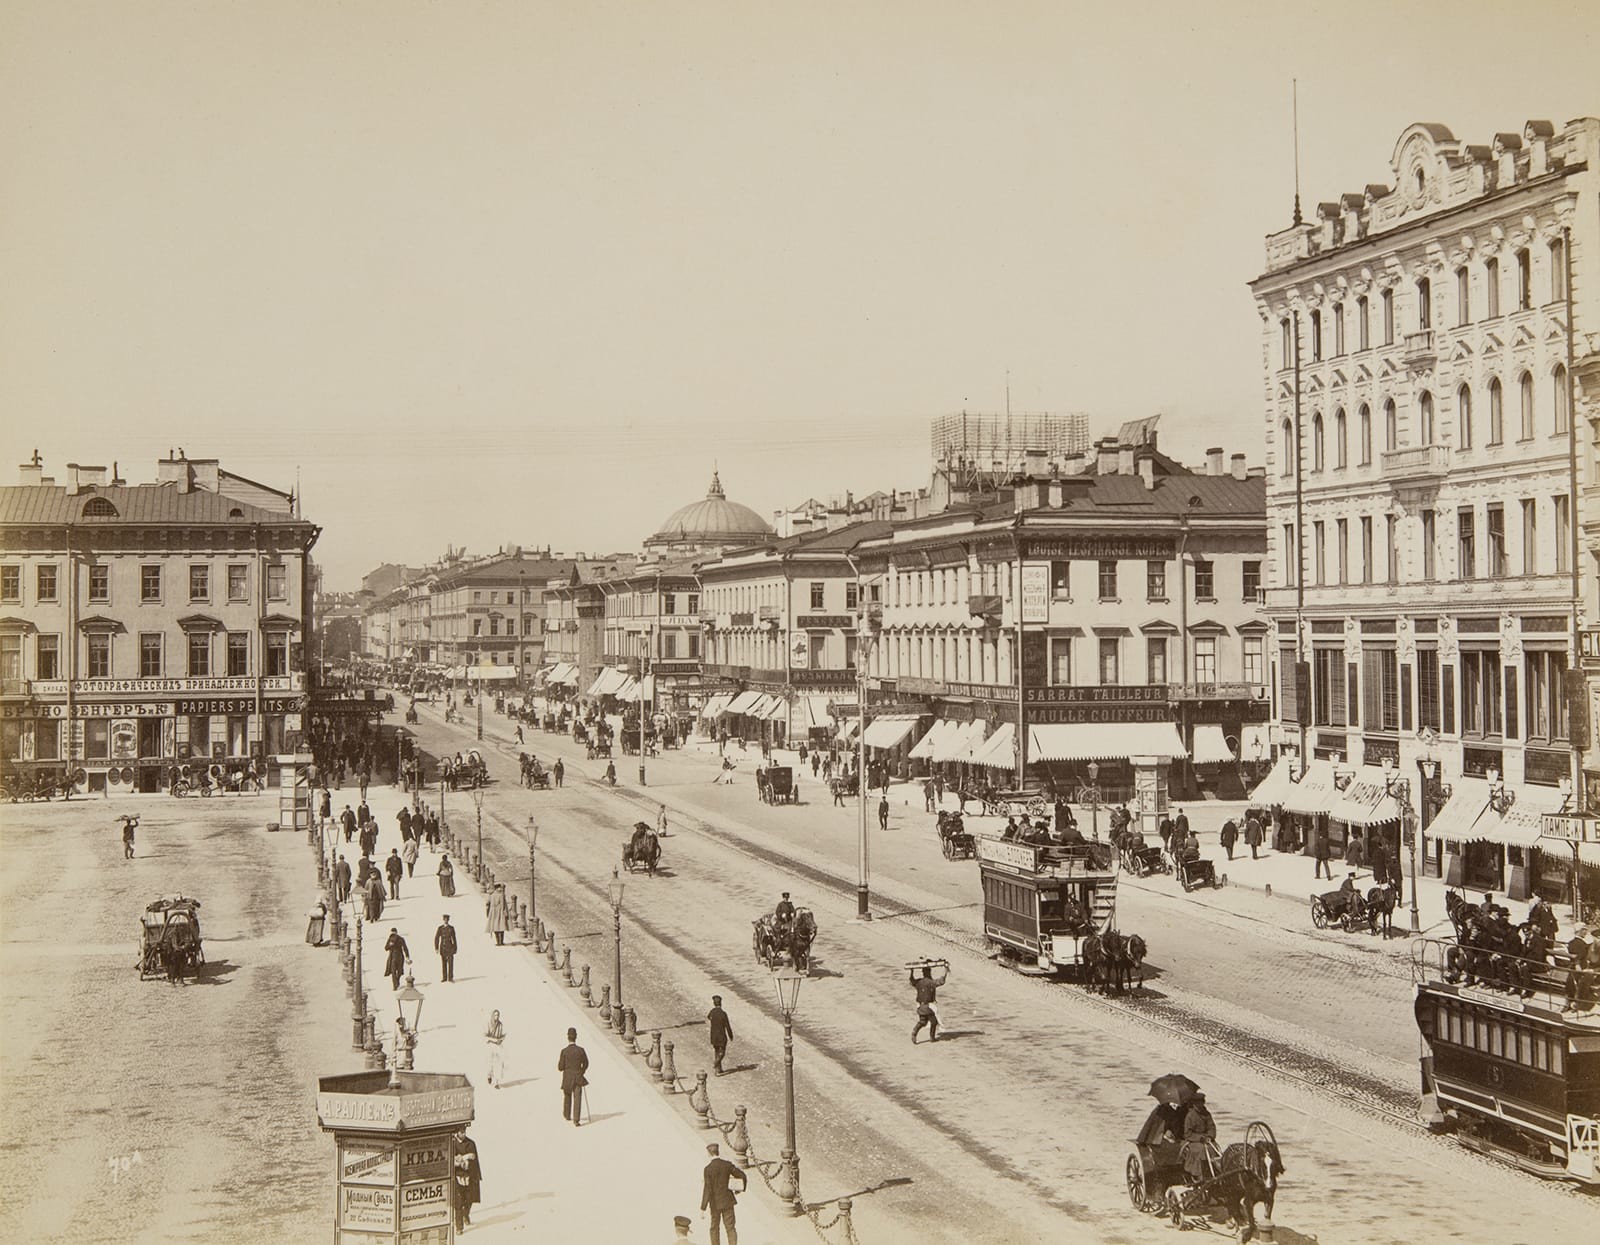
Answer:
81, 497, 118, 518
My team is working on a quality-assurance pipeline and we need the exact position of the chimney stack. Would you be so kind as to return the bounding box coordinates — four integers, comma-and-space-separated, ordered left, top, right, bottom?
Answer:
1118, 447, 1136, 476
1207, 447, 1225, 476
1137, 454, 1156, 491
1231, 453, 1247, 481
17, 454, 43, 486
1047, 480, 1064, 507
1096, 438, 1118, 476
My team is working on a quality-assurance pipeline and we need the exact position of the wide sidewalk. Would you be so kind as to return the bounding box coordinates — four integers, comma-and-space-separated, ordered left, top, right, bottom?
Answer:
332, 781, 800, 1244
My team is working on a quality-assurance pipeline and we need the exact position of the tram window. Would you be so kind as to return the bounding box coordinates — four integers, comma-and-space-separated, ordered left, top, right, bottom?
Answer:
1488, 1022, 1503, 1059
1518, 1030, 1534, 1065
1436, 1003, 1449, 1038
1448, 1009, 1463, 1046
1548, 1041, 1562, 1075
1533, 1038, 1547, 1072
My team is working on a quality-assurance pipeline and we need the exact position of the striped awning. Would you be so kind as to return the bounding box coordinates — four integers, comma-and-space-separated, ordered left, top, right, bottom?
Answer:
800, 696, 832, 731
862, 715, 920, 750
1429, 778, 1570, 849
1329, 769, 1400, 827
934, 720, 989, 763
700, 693, 732, 720
752, 694, 789, 722
544, 662, 578, 685
968, 722, 1015, 770
1191, 724, 1236, 765
909, 721, 955, 760
725, 691, 763, 716
1277, 759, 1339, 817
585, 666, 630, 698
1247, 755, 1295, 806
1026, 721, 1187, 763
836, 718, 860, 744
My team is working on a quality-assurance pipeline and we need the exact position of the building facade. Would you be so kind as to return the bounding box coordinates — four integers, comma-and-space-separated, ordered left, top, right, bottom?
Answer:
1251, 117, 1600, 899
0, 453, 319, 793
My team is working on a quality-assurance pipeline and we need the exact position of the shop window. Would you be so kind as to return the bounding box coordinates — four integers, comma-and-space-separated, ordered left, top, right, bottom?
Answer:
85, 719, 111, 761
189, 715, 212, 758
228, 716, 249, 756
35, 721, 61, 760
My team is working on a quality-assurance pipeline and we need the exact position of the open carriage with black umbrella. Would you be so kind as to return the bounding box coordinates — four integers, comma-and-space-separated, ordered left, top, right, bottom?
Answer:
138, 895, 205, 982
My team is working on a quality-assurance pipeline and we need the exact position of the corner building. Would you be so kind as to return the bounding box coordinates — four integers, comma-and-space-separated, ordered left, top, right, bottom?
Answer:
1251, 117, 1600, 901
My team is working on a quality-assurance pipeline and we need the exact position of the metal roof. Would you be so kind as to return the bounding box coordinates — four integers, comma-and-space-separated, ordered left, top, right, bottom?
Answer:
0, 483, 309, 527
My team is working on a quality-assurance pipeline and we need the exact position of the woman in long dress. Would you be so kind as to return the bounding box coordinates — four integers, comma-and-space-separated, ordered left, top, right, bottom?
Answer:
438, 854, 456, 898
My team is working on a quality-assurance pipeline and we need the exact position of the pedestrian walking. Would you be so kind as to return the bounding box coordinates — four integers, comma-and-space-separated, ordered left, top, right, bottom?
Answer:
319, 787, 332, 825
553, 758, 564, 788
434, 914, 458, 982
878, 795, 889, 832
1173, 807, 1190, 840
398, 805, 413, 842
832, 781, 845, 807
385, 849, 404, 900
810, 752, 820, 778
558, 1027, 588, 1125
484, 1009, 507, 1087
486, 884, 508, 947
364, 872, 386, 923
334, 854, 352, 904
707, 995, 734, 1075
1158, 815, 1174, 857
1219, 818, 1237, 861
715, 757, 736, 785
341, 805, 356, 843
122, 818, 136, 859
658, 803, 670, 838
1313, 823, 1333, 881
1345, 833, 1366, 873
1243, 812, 1263, 860
383, 927, 410, 990
402, 835, 419, 878
910, 960, 949, 1043
451, 1130, 481, 1232
701, 1141, 746, 1245
438, 854, 456, 897
923, 779, 936, 812
357, 798, 371, 829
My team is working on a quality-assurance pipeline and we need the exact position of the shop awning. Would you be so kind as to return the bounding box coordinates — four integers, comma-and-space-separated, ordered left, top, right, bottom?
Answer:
752, 694, 789, 722
467, 666, 518, 682
909, 720, 955, 760
1329, 767, 1400, 826
1277, 758, 1339, 817
613, 676, 640, 702
1191, 724, 1236, 765
800, 696, 832, 732
1246, 755, 1295, 807
1432, 781, 1570, 849
934, 720, 989, 763
862, 715, 920, 750
725, 691, 763, 716
622, 675, 655, 703
1424, 778, 1490, 845
546, 662, 578, 685
1026, 721, 1187, 763
700, 693, 732, 720
968, 722, 1016, 770
836, 718, 860, 744
586, 667, 630, 698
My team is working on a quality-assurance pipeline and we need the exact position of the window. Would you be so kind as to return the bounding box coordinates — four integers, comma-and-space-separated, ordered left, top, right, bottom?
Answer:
1516, 247, 1531, 310
845, 582, 859, 611
140, 633, 162, 677
1242, 560, 1261, 601
224, 564, 247, 602
1519, 372, 1535, 439
488, 617, 499, 637
188, 715, 211, 759
809, 582, 825, 610
1051, 561, 1072, 599
1311, 412, 1324, 471
1280, 318, 1292, 369
36, 634, 60, 679
1357, 295, 1370, 350
1360, 517, 1374, 584
1382, 288, 1395, 344
1280, 419, 1295, 476
1485, 257, 1500, 317
1521, 499, 1538, 575
189, 565, 209, 601
1461, 650, 1503, 737
1456, 385, 1472, 450
1487, 505, 1506, 577
1310, 309, 1323, 361
688, 631, 701, 659
1193, 560, 1214, 600
1358, 405, 1372, 464
1554, 365, 1569, 435
1146, 637, 1167, 684
1421, 511, 1436, 581
662, 592, 677, 615
1457, 508, 1476, 580
1146, 561, 1166, 601
1098, 638, 1120, 685
227, 633, 249, 675
1384, 400, 1398, 452
1488, 377, 1504, 444
1283, 524, 1297, 586
266, 634, 289, 677
1416, 277, 1431, 330
0, 633, 18, 680
1279, 644, 1300, 722
1334, 409, 1347, 468
687, 593, 700, 615
85, 720, 111, 762
1555, 495, 1571, 573
1386, 515, 1399, 582
1243, 637, 1264, 686
141, 565, 161, 602
1456, 267, 1470, 325
1333, 303, 1345, 355
36, 564, 58, 602
1418, 391, 1434, 445
1336, 520, 1349, 584
1314, 647, 1347, 726
87, 632, 111, 678
1194, 636, 1217, 684
1097, 560, 1117, 601
1418, 648, 1441, 731
1525, 650, 1570, 742
661, 631, 679, 659
267, 564, 287, 600
89, 565, 109, 602
187, 632, 211, 677
1313, 522, 1326, 585
1550, 235, 1567, 302
1050, 638, 1073, 685
1362, 646, 1399, 731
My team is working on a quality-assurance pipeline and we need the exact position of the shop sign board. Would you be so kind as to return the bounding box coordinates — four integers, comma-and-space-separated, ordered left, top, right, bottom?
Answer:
1024, 685, 1168, 705
976, 837, 1040, 871
795, 615, 854, 629
1022, 535, 1176, 560
1019, 564, 1050, 624
1028, 703, 1172, 724
110, 720, 137, 760
1541, 813, 1599, 843
340, 1183, 396, 1231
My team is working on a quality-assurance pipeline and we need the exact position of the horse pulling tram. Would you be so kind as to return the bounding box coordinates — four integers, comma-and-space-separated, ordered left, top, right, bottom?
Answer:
139, 895, 205, 982
1412, 936, 1600, 1186
977, 835, 1117, 977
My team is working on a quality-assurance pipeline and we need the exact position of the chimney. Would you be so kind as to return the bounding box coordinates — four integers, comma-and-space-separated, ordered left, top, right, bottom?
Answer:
17, 454, 43, 486
1047, 481, 1064, 507
156, 454, 192, 489
1207, 447, 1225, 476
1117, 447, 1136, 476
1231, 453, 1247, 481
71, 464, 108, 492
1096, 438, 1118, 476
1137, 454, 1156, 490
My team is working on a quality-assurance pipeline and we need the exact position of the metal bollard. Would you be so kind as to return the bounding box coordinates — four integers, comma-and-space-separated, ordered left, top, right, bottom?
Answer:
727, 1106, 750, 1165
560, 947, 574, 986
612, 996, 627, 1033
598, 984, 612, 1023
545, 929, 558, 965
579, 965, 592, 1005
690, 1071, 711, 1127
837, 1199, 853, 1238
646, 1032, 663, 1079
622, 1007, 639, 1051
661, 1040, 679, 1092
352, 1000, 366, 1050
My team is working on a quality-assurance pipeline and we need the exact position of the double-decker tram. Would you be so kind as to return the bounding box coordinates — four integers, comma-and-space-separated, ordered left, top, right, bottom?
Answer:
1412, 937, 1599, 1185
977, 835, 1118, 976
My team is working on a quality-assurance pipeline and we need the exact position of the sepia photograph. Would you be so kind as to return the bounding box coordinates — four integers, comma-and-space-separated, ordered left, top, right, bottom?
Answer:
1, 2, 1598, 1242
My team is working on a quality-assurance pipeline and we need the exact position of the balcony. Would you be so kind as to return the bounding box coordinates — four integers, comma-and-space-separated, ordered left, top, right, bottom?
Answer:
1403, 328, 1436, 368
1381, 443, 1451, 486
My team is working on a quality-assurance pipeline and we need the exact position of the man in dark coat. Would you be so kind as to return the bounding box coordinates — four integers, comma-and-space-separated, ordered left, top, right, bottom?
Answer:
878, 795, 889, 832
333, 854, 352, 904
701, 1141, 747, 1245
397, 805, 413, 842
340, 804, 357, 843
383, 927, 410, 990
364, 872, 386, 923
384, 848, 405, 900
357, 798, 371, 829
1243, 812, 1263, 860
1173, 808, 1191, 840
434, 914, 458, 982
1219, 818, 1238, 861
558, 1027, 589, 1124
451, 1130, 480, 1232
707, 995, 734, 1075
1313, 823, 1333, 880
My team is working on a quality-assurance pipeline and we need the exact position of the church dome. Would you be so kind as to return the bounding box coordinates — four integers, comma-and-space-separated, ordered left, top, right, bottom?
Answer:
645, 471, 772, 552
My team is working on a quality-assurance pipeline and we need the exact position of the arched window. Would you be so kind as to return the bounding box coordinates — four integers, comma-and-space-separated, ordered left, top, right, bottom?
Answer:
1384, 399, 1398, 452
1334, 408, 1348, 468
1554, 364, 1570, 435
1418, 392, 1435, 445
1416, 277, 1432, 330
1280, 319, 1292, 369
1280, 418, 1295, 476
1516, 248, 1532, 310
1519, 371, 1535, 439
1550, 235, 1567, 302
1358, 405, 1372, 465
1457, 384, 1473, 450
1357, 295, 1370, 350
1488, 377, 1504, 444
1456, 267, 1471, 325
1311, 412, 1325, 471
80, 496, 119, 518
1381, 289, 1395, 344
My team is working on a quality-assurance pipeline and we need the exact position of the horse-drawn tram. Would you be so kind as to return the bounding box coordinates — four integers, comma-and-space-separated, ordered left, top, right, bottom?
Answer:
1411, 936, 1600, 1186
977, 835, 1117, 976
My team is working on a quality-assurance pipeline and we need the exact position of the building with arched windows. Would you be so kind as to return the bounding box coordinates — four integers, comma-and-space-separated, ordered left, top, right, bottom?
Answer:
1250, 116, 1600, 904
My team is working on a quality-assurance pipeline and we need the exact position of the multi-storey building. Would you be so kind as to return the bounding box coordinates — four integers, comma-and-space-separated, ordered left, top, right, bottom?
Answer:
854, 443, 1267, 810
0, 452, 318, 793
426, 549, 581, 682
1251, 117, 1600, 901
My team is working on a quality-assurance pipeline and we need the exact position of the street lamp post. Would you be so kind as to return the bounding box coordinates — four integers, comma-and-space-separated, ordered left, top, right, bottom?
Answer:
392, 974, 425, 1078
472, 786, 485, 884
1382, 757, 1421, 934
855, 615, 873, 919
638, 642, 649, 787
1086, 759, 1101, 842
528, 817, 539, 922
608, 868, 626, 1010
773, 968, 803, 1215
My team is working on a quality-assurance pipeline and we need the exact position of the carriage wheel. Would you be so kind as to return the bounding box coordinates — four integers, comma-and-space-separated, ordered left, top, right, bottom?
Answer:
1026, 796, 1046, 819
1310, 898, 1329, 929
1125, 1152, 1149, 1210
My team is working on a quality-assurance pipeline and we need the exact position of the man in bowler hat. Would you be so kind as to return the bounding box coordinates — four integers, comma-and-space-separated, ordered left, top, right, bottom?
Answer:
558, 1027, 589, 1125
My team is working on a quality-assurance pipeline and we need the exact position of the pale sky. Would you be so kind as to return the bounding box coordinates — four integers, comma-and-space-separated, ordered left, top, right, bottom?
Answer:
2, 1, 1596, 587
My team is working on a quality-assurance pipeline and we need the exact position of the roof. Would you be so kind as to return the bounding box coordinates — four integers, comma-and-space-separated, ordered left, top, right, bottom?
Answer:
0, 483, 310, 527
646, 471, 773, 548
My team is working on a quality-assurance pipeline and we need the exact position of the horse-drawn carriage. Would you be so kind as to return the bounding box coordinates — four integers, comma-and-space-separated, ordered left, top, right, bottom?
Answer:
1110, 823, 1168, 877
622, 822, 661, 876
752, 909, 818, 973
1175, 849, 1218, 892
758, 766, 798, 805
935, 810, 977, 860
1311, 881, 1396, 935
828, 772, 859, 800
139, 895, 205, 982
958, 786, 1049, 819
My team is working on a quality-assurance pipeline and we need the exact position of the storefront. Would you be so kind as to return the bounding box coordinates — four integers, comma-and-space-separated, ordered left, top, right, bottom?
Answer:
1425, 777, 1571, 900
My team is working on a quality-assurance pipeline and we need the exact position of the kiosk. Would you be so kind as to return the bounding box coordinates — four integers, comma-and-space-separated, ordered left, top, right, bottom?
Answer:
277, 751, 316, 833
315, 1070, 475, 1245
